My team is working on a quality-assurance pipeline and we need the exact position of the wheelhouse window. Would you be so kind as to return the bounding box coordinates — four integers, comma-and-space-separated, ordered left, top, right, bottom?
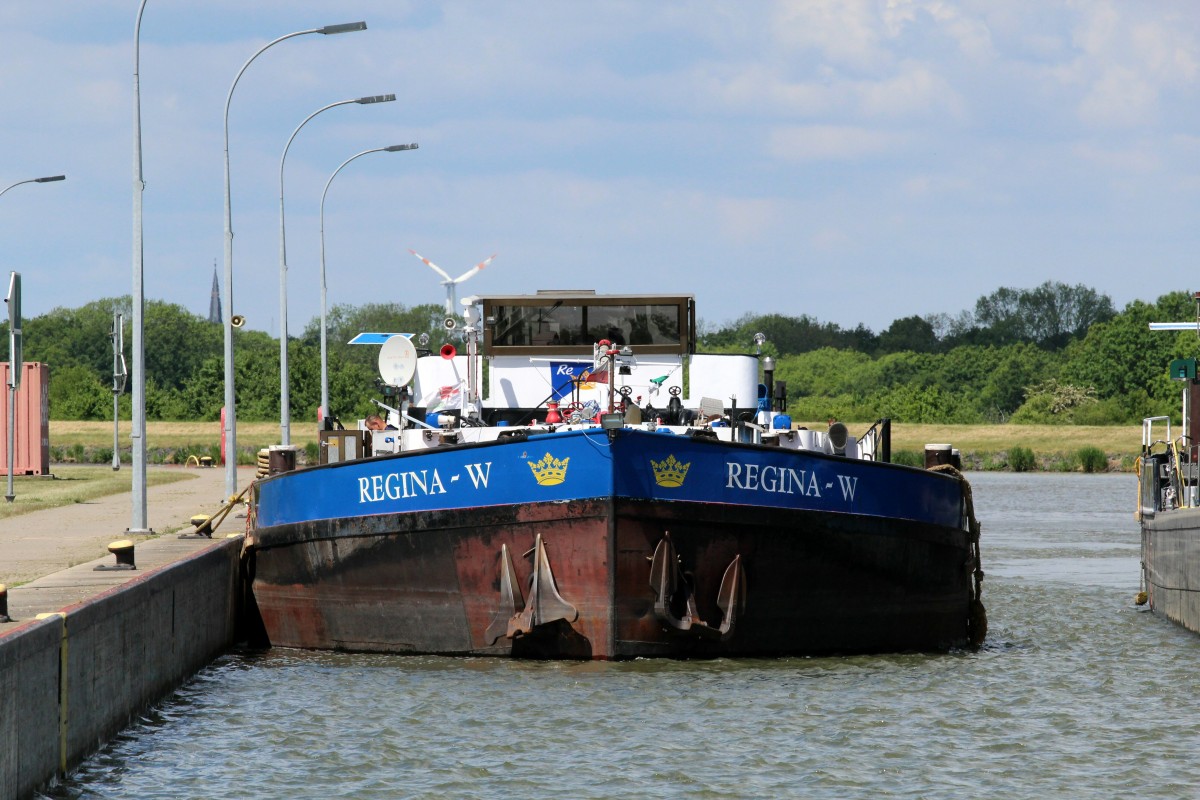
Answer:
482, 293, 694, 356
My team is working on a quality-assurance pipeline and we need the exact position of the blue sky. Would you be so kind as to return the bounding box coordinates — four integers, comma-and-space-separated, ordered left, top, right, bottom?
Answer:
1, 1, 1198, 338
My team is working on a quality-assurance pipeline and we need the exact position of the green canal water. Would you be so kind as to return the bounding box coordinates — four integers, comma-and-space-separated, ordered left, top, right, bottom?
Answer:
39, 472, 1200, 799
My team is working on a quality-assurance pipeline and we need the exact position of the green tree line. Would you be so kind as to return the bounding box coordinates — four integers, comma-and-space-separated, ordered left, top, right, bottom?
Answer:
700, 282, 1197, 426
7, 298, 445, 425
7, 281, 1199, 426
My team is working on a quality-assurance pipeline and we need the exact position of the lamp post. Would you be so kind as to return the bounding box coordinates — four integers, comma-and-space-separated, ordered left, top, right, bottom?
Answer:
318, 144, 418, 420
129, 0, 149, 533
278, 93, 395, 446
222, 20, 366, 498
1, 175, 64, 504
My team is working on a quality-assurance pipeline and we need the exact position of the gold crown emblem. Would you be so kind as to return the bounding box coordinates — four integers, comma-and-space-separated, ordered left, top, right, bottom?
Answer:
651, 454, 691, 487
528, 452, 569, 486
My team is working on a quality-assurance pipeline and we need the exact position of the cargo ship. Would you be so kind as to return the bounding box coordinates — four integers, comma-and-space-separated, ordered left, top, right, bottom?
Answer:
244, 289, 985, 659
1138, 300, 1200, 632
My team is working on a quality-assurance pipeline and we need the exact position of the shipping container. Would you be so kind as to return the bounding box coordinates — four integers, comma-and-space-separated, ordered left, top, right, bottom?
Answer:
0, 362, 50, 475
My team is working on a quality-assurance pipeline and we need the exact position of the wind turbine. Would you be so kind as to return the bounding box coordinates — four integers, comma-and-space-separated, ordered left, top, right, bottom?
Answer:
409, 249, 495, 327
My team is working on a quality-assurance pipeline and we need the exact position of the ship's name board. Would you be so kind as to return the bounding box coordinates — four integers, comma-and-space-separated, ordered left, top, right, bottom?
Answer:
357, 462, 492, 504
351, 456, 861, 505
724, 462, 858, 501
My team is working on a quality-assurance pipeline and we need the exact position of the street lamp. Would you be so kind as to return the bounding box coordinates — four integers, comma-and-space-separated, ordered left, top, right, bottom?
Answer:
1, 174, 64, 504
129, 0, 149, 534
278, 93, 395, 446
222, 20, 366, 498
0, 175, 65, 199
318, 144, 418, 421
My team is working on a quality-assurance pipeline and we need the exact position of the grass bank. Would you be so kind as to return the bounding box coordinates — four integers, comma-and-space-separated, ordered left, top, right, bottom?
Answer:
797, 421, 1141, 472
0, 466, 190, 521
50, 420, 319, 467
51, 420, 1143, 473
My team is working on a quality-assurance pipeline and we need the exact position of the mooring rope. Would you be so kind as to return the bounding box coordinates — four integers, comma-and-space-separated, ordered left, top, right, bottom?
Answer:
195, 483, 252, 537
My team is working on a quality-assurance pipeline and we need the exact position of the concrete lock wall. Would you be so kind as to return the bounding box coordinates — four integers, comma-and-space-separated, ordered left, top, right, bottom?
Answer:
0, 538, 243, 800
0, 618, 61, 800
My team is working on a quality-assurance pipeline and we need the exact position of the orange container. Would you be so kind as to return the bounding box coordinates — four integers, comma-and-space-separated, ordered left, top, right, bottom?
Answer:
0, 363, 50, 475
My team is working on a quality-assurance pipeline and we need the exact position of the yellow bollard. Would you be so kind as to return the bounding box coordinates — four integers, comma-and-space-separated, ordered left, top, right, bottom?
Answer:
94, 539, 136, 571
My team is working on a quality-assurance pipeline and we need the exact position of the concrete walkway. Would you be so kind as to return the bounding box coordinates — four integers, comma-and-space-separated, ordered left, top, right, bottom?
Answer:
0, 465, 256, 624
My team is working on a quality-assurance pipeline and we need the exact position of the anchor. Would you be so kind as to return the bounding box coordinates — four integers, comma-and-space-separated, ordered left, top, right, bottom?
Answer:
648, 532, 745, 641
486, 534, 578, 645
485, 543, 524, 645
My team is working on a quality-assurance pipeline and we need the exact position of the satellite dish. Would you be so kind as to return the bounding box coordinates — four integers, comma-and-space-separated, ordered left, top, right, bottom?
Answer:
378, 334, 418, 387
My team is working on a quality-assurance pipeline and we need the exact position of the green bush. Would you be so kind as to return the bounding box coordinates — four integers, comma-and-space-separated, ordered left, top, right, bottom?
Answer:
980, 452, 1007, 471
788, 393, 872, 424
1009, 446, 1036, 472
1047, 455, 1075, 472
1077, 446, 1108, 473
875, 383, 984, 424
1071, 398, 1135, 426
1009, 381, 1099, 425
890, 449, 924, 467
47, 364, 111, 420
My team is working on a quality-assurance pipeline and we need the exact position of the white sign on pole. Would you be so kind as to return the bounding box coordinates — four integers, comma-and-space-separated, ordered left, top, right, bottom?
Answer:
6, 272, 22, 389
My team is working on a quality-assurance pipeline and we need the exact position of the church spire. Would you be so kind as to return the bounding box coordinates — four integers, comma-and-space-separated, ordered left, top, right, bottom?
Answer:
208, 260, 222, 324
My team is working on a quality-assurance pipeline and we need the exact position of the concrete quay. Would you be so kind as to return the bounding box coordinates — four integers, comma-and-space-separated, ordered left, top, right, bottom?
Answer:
0, 465, 257, 800
0, 464, 235, 591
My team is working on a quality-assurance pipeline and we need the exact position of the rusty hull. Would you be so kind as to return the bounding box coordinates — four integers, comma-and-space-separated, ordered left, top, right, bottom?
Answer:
248, 495, 973, 660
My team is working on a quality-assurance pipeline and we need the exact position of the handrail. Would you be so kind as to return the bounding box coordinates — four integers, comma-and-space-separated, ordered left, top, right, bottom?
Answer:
1143, 416, 1172, 451
858, 418, 891, 462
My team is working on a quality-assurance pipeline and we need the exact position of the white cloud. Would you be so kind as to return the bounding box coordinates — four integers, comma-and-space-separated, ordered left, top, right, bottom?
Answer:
767, 125, 902, 162
711, 196, 781, 243
696, 63, 835, 118
810, 227, 854, 253
1064, 3, 1200, 128
772, 0, 888, 72
1071, 140, 1162, 174
1069, 2, 1121, 56
1132, 21, 1200, 82
856, 61, 963, 119
884, 0, 995, 61
902, 173, 971, 199
1076, 66, 1158, 128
